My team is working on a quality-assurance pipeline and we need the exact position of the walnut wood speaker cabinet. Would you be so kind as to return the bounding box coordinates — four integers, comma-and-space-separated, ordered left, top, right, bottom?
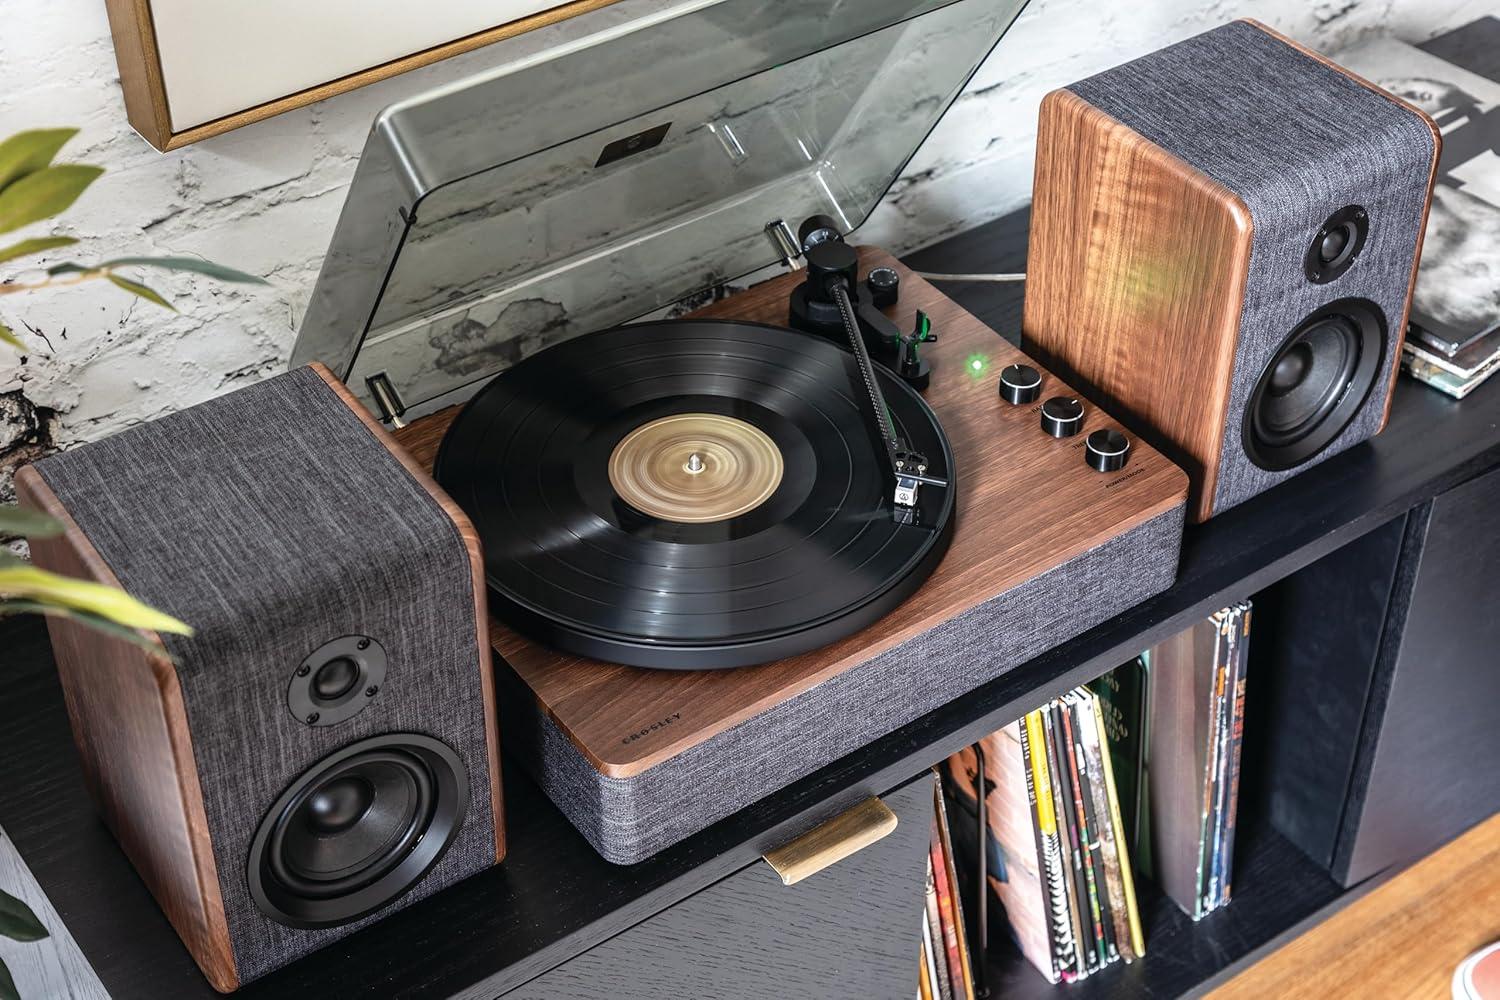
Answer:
16, 364, 504, 992
1024, 19, 1441, 522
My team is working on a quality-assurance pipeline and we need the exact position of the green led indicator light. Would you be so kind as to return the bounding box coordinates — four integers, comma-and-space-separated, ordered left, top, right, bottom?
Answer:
965, 353, 990, 379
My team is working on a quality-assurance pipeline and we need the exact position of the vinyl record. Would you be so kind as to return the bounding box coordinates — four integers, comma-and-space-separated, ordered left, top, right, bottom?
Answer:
434, 319, 955, 669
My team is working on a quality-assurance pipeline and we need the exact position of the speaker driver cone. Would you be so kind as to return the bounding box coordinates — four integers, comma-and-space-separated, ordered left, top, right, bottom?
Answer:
249, 734, 469, 928
1244, 298, 1386, 471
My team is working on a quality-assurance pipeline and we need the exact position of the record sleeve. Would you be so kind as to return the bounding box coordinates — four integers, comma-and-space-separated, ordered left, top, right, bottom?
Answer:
1337, 37, 1500, 357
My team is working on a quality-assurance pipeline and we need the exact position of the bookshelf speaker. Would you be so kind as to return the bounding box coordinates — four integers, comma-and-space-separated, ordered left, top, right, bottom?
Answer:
1023, 19, 1441, 521
16, 364, 504, 992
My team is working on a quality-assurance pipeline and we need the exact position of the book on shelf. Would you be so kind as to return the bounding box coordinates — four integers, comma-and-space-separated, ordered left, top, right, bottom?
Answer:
1145, 601, 1252, 920
942, 688, 1144, 985
1334, 36, 1500, 397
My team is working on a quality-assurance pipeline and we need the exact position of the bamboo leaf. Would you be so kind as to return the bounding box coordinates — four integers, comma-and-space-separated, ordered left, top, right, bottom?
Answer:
0, 599, 177, 657
0, 128, 77, 192
0, 955, 16, 1000
0, 565, 192, 635
0, 319, 20, 351
0, 235, 76, 266
101, 256, 267, 285
105, 273, 175, 311
0, 506, 63, 539
0, 887, 47, 943
0, 165, 103, 234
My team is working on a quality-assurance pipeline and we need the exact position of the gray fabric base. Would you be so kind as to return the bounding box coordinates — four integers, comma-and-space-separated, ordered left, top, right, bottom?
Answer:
35, 366, 496, 984
1071, 20, 1436, 516
504, 502, 1184, 864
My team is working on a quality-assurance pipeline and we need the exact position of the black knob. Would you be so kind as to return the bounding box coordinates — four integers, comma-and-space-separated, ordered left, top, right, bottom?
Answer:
866, 266, 900, 308
798, 214, 843, 252
999, 364, 1041, 405
1040, 396, 1084, 438
803, 241, 859, 301
1085, 428, 1130, 472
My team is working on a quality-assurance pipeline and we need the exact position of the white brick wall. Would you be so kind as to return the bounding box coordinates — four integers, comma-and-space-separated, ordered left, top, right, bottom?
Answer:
0, 0, 1487, 494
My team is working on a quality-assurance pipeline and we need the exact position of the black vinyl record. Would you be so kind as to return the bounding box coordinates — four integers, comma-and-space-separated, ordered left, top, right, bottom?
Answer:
434, 319, 955, 669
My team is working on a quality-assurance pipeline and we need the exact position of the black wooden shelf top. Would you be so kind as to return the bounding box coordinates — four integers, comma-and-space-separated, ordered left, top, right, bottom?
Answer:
6, 21, 1500, 983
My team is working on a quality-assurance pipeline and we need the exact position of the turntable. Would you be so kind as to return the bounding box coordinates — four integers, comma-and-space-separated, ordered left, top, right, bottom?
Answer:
293, 0, 1188, 863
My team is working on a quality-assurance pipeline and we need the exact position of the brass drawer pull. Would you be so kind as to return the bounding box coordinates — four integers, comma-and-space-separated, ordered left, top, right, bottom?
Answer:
762, 797, 898, 886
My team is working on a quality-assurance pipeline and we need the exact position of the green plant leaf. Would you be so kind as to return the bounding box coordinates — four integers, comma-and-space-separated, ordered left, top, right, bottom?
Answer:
0, 564, 192, 635
0, 599, 177, 657
0, 506, 63, 539
101, 256, 268, 285
0, 955, 16, 1000
0, 319, 20, 351
0, 887, 47, 943
105, 273, 175, 311
0, 128, 78, 192
0, 165, 103, 235
43, 261, 89, 276
0, 235, 76, 267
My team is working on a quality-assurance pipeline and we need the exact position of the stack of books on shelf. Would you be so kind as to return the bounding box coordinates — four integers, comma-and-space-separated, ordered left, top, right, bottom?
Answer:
944, 687, 1145, 985
1141, 600, 1252, 919
921, 779, 978, 1000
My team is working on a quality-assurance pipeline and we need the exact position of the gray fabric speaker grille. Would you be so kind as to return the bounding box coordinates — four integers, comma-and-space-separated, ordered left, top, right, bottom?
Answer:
505, 502, 1183, 864
1070, 20, 1435, 515
34, 366, 495, 984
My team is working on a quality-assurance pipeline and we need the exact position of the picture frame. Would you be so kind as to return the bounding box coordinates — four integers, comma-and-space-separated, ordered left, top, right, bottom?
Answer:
101, 0, 623, 151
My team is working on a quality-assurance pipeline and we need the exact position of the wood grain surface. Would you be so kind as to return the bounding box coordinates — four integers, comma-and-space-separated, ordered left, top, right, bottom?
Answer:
1023, 87, 1253, 523
393, 248, 1188, 778
102, 0, 174, 149
495, 775, 933, 999
1212, 811, 1500, 999
103, 0, 623, 151
0, 825, 107, 999
9, 367, 508, 994
14, 467, 240, 992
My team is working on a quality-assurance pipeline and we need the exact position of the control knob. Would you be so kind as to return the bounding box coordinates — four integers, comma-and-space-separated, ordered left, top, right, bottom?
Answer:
1040, 396, 1084, 438
998, 364, 1041, 405
1085, 429, 1131, 472
866, 266, 901, 308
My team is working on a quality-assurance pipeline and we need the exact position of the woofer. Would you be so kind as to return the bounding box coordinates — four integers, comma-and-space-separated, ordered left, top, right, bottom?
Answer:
1244, 298, 1386, 471
248, 734, 469, 928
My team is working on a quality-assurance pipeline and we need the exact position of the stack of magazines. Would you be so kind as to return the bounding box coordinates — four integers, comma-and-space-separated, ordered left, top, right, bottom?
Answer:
944, 688, 1145, 985
1336, 37, 1500, 400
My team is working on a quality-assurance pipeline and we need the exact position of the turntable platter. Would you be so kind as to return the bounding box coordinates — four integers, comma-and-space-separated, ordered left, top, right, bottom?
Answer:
433, 319, 955, 669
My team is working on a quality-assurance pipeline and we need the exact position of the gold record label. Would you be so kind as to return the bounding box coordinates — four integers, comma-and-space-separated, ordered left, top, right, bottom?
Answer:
608, 413, 784, 523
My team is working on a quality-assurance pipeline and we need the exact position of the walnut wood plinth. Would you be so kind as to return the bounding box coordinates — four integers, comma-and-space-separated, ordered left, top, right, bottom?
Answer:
392, 247, 1189, 780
